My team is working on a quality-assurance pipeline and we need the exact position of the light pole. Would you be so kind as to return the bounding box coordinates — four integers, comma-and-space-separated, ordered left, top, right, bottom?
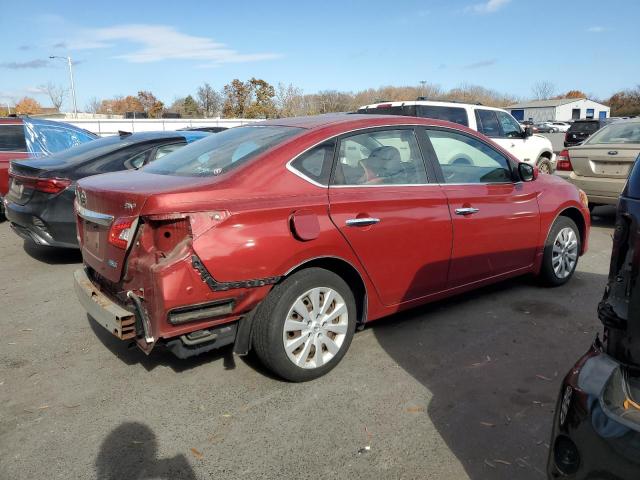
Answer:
49, 55, 77, 117
419, 80, 427, 98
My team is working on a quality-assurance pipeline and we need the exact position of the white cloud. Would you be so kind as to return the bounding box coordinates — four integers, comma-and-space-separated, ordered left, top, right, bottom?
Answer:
467, 0, 511, 14
66, 24, 280, 65
587, 26, 606, 33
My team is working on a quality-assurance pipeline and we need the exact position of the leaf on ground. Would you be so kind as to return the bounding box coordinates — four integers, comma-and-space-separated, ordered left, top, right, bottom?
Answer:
480, 422, 495, 427
536, 374, 551, 381
191, 448, 204, 460
484, 459, 496, 468
494, 459, 511, 465
406, 406, 425, 413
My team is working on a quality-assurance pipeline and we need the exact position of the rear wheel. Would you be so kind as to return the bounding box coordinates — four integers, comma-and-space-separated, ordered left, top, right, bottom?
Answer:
252, 268, 356, 382
539, 217, 581, 286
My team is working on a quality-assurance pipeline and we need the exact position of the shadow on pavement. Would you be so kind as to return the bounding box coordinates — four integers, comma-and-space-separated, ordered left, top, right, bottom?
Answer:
372, 270, 607, 479
22, 240, 82, 265
96, 422, 197, 480
88, 315, 237, 373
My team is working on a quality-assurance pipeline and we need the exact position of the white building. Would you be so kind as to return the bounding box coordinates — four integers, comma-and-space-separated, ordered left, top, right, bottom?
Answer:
508, 98, 610, 123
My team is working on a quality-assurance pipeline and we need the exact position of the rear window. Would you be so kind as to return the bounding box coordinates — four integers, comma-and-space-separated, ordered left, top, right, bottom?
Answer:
568, 122, 600, 134
416, 106, 469, 126
358, 105, 417, 117
144, 126, 303, 177
0, 124, 27, 152
586, 122, 640, 145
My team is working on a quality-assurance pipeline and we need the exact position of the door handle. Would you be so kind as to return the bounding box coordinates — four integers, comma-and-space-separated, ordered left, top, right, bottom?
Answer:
346, 217, 380, 227
455, 207, 479, 216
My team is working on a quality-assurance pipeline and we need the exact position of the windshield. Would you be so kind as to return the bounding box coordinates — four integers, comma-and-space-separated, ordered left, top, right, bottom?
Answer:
586, 122, 640, 145
144, 126, 303, 177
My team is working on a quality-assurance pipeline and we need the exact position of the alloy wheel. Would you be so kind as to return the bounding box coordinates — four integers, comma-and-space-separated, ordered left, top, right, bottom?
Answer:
282, 287, 349, 369
552, 227, 578, 279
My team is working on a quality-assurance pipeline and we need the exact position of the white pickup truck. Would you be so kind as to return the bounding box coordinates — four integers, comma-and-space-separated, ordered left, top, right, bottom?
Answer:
358, 99, 556, 173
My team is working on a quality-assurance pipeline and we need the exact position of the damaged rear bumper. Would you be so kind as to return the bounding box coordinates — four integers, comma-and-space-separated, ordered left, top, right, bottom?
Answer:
74, 268, 138, 340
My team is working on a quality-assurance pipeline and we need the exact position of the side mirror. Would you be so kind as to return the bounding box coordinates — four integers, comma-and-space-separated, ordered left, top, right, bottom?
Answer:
519, 162, 537, 182
524, 126, 533, 138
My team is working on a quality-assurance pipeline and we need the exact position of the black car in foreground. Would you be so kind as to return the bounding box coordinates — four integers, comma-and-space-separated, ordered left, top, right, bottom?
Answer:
548, 156, 640, 479
4, 130, 208, 248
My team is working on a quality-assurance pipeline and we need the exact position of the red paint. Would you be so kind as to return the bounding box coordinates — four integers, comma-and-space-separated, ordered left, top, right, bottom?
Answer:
0, 119, 29, 196
290, 209, 320, 241
76, 114, 590, 351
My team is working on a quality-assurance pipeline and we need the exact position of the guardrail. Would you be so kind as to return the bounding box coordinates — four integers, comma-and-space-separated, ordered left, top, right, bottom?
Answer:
49, 118, 261, 136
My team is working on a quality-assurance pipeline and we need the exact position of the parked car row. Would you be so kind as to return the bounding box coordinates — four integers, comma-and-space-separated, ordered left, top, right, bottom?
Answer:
0, 117, 97, 218
4, 130, 208, 248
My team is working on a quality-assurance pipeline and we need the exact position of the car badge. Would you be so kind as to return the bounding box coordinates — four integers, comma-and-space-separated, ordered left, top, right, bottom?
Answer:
107, 259, 118, 269
124, 201, 136, 211
608, 151, 619, 156
78, 190, 87, 207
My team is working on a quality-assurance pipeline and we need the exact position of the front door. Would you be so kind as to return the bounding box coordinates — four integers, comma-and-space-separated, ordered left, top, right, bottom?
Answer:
421, 127, 540, 288
328, 127, 452, 306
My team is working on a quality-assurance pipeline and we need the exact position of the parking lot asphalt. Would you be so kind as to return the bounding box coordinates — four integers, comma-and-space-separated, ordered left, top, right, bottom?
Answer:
0, 206, 616, 480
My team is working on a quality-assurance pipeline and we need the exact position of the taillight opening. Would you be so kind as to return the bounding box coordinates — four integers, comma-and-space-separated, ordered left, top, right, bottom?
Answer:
557, 149, 573, 171
9, 172, 71, 195
108, 217, 137, 250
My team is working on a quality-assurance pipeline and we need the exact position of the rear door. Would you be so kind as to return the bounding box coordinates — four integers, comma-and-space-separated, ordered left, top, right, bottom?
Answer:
328, 127, 452, 305
421, 127, 540, 287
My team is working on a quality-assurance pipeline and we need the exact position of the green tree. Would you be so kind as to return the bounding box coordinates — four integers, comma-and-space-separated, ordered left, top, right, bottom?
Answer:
183, 95, 200, 117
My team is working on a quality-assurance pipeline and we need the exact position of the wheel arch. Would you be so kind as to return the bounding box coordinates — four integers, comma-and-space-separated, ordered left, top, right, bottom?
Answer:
557, 207, 587, 254
285, 256, 368, 326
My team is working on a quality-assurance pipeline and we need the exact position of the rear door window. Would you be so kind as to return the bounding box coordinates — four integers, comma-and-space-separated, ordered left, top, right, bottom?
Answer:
416, 106, 469, 126
0, 124, 27, 152
333, 129, 427, 185
475, 110, 502, 138
569, 122, 600, 134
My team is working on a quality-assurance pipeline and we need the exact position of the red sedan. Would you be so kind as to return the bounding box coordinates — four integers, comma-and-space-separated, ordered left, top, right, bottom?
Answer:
74, 114, 590, 381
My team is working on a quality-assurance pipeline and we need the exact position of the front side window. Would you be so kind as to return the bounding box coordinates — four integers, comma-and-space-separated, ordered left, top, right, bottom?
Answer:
416, 105, 469, 127
426, 129, 512, 184
496, 111, 522, 138
0, 124, 27, 152
154, 143, 186, 160
145, 126, 302, 177
476, 110, 502, 137
290, 141, 335, 185
332, 129, 427, 186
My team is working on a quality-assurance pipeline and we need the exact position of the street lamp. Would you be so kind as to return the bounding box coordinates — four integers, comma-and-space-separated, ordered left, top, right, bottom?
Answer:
49, 55, 77, 117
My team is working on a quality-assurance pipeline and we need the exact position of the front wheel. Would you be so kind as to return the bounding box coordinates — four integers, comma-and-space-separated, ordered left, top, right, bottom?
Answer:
537, 157, 553, 174
539, 217, 581, 287
252, 268, 356, 382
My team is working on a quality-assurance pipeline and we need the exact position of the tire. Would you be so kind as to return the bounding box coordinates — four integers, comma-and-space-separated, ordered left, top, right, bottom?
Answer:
252, 268, 357, 382
537, 157, 552, 174
539, 216, 581, 287
549, 128, 557, 133
588, 203, 600, 213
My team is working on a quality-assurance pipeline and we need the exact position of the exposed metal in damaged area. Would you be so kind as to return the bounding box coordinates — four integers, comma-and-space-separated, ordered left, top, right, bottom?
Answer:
190, 255, 281, 292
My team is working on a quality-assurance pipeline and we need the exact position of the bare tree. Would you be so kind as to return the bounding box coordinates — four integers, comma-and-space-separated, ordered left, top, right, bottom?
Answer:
275, 83, 304, 117
85, 97, 101, 114
43, 82, 67, 111
531, 81, 556, 101
196, 83, 222, 118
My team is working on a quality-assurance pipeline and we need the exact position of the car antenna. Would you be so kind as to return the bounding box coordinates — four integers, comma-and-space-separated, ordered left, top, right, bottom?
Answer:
118, 130, 132, 137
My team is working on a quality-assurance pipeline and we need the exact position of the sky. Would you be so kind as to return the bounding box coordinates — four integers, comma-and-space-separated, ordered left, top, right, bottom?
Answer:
0, 0, 638, 111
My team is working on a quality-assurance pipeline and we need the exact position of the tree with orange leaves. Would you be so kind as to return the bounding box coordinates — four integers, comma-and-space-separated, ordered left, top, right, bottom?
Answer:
15, 97, 42, 115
